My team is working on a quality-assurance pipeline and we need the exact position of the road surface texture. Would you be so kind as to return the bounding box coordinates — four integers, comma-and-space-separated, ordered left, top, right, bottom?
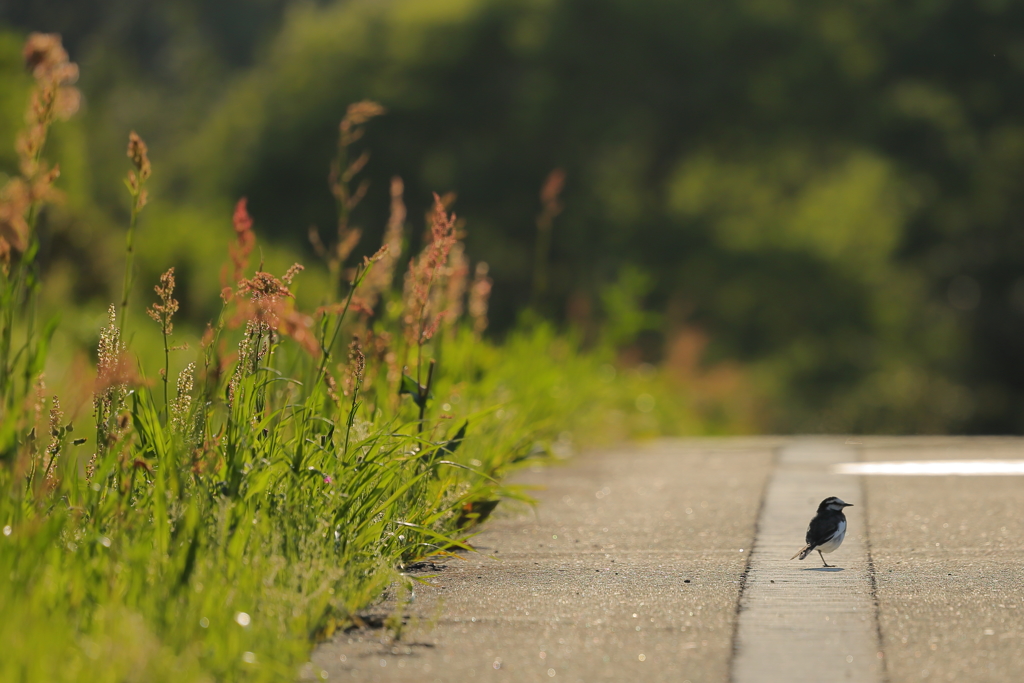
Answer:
862, 437, 1024, 682
313, 437, 1024, 682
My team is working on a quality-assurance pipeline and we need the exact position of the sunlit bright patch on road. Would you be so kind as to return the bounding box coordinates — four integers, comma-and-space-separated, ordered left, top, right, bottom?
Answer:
834, 460, 1024, 476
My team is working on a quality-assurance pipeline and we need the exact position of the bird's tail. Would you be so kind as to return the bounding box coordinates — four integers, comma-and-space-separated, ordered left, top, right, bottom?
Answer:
791, 545, 812, 561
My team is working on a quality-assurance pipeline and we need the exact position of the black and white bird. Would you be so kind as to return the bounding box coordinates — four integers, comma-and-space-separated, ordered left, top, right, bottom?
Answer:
791, 496, 853, 567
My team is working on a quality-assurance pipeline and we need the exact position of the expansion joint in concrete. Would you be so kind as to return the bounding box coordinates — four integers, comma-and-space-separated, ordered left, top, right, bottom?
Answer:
731, 441, 884, 683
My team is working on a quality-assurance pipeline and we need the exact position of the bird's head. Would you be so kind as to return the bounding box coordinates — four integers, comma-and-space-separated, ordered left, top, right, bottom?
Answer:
818, 496, 853, 512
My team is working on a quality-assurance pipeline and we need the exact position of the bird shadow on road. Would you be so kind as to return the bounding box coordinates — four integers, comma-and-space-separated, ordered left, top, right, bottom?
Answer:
803, 567, 845, 572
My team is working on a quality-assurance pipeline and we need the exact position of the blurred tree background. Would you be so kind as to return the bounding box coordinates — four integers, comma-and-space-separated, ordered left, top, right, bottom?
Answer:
3, 0, 1024, 434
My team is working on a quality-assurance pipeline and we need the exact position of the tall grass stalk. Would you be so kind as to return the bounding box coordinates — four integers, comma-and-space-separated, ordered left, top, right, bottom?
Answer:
0, 34, 78, 411
119, 131, 151, 331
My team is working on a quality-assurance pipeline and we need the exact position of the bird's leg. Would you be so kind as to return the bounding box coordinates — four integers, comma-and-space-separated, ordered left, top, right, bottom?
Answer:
817, 550, 833, 568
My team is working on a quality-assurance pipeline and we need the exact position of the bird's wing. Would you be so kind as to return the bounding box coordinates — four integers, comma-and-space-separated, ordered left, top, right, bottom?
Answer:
806, 514, 841, 547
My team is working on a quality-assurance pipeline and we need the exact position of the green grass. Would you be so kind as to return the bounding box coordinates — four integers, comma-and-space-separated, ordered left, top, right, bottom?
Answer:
0, 317, 733, 682
0, 35, 751, 683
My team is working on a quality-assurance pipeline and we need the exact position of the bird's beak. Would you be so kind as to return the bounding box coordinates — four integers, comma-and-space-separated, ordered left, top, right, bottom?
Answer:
843, 503, 854, 507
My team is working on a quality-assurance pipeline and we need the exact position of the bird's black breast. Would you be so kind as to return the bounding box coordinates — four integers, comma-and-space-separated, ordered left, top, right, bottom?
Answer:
806, 510, 845, 546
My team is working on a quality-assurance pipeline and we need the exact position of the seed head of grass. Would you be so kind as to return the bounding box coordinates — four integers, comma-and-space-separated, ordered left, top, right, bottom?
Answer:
96, 305, 125, 393
226, 197, 256, 288
229, 319, 270, 405
147, 267, 178, 336
342, 101, 386, 130
282, 263, 304, 285
239, 271, 293, 303
93, 306, 143, 414
0, 178, 31, 257
237, 270, 296, 331
402, 193, 458, 346
220, 203, 319, 356
23, 33, 77, 84
172, 362, 195, 435
443, 242, 469, 324
344, 336, 366, 396
125, 131, 151, 210
126, 131, 151, 182
0, 34, 77, 262
44, 396, 63, 485
91, 305, 142, 474
22, 32, 79, 125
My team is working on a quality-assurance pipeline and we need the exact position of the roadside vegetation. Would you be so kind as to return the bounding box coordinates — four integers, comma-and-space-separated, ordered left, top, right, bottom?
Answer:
0, 35, 752, 682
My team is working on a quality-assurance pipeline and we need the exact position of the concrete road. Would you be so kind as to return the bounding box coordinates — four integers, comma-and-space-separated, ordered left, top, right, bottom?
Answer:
861, 437, 1024, 682
313, 437, 1024, 682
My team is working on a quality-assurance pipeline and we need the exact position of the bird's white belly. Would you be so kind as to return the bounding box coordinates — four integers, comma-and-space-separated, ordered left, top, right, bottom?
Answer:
816, 520, 846, 554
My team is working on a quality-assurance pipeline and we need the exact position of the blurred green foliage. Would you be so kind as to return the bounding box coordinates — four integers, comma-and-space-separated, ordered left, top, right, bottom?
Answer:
5, 0, 1024, 432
